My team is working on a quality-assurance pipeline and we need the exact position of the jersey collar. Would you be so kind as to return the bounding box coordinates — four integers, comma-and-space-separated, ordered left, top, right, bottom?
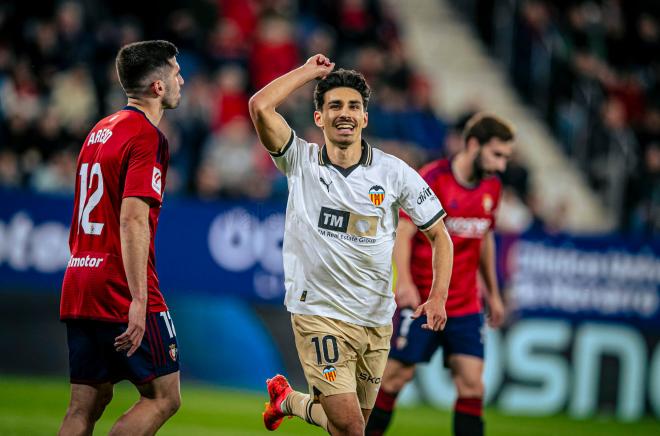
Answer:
122, 105, 161, 131
318, 139, 373, 168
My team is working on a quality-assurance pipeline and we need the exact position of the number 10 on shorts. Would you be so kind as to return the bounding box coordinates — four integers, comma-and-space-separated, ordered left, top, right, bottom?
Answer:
311, 335, 339, 364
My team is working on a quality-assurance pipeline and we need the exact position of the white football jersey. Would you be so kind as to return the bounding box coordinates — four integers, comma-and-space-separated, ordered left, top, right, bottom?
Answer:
271, 131, 445, 327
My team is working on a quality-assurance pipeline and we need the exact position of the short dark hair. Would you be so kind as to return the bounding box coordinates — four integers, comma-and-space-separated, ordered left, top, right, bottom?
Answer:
313, 69, 371, 111
116, 40, 179, 97
463, 112, 515, 145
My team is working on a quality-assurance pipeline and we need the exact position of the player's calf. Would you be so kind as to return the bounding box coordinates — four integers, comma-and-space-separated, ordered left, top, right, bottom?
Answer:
59, 383, 114, 436
449, 354, 484, 436
453, 368, 484, 436
108, 372, 181, 436
319, 392, 365, 436
263, 375, 333, 432
329, 418, 365, 436
108, 394, 180, 436
365, 359, 415, 435
454, 397, 483, 436
90, 387, 114, 422
153, 393, 181, 422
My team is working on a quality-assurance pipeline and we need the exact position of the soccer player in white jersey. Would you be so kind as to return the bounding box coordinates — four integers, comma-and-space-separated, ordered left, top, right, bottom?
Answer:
249, 54, 454, 436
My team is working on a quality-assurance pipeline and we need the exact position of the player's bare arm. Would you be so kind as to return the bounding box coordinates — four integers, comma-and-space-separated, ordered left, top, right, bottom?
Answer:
480, 230, 505, 328
115, 196, 151, 356
412, 219, 453, 331
393, 218, 421, 309
249, 54, 335, 153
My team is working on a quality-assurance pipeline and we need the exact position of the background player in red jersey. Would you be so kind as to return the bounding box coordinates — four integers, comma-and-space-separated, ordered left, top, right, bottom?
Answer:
366, 113, 515, 436
58, 40, 184, 436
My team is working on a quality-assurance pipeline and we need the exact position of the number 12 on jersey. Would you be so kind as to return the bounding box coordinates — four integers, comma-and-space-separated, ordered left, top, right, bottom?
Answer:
78, 162, 104, 235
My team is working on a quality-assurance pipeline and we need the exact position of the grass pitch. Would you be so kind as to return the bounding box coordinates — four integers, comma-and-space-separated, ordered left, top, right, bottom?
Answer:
0, 376, 657, 435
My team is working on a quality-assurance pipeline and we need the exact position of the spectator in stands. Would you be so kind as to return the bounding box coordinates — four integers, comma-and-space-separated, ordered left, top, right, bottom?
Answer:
50, 64, 98, 135
629, 142, 660, 235
0, 150, 21, 188
30, 148, 77, 194
588, 96, 639, 226
465, 0, 659, 234
200, 118, 274, 199
0, 0, 559, 235
249, 15, 300, 90
211, 65, 250, 131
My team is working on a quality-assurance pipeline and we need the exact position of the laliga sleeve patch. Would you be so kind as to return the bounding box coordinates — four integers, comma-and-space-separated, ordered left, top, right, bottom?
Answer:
152, 167, 162, 196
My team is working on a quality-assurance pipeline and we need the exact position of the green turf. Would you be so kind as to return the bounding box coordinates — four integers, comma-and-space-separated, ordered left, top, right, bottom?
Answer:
0, 376, 657, 435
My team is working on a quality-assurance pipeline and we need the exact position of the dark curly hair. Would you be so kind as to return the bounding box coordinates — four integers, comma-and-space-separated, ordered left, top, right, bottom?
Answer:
116, 40, 179, 97
313, 69, 371, 111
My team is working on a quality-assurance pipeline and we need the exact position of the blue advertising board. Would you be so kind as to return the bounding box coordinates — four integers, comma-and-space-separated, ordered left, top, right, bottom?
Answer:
503, 232, 660, 330
3, 189, 660, 417
0, 189, 287, 302
401, 231, 660, 420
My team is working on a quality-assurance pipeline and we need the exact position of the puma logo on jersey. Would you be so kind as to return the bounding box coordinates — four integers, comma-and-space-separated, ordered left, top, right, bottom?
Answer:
87, 129, 113, 146
320, 177, 332, 192
152, 167, 162, 195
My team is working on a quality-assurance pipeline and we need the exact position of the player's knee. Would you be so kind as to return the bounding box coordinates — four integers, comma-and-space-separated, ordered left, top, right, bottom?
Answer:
91, 389, 114, 420
382, 364, 415, 392
335, 419, 365, 436
347, 421, 366, 436
392, 365, 415, 392
170, 393, 182, 415
64, 402, 96, 427
397, 365, 416, 385
158, 392, 181, 419
455, 375, 484, 398
330, 412, 365, 436
64, 404, 86, 420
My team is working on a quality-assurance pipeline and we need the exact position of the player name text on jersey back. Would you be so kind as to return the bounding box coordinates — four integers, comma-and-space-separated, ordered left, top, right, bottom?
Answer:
87, 128, 113, 146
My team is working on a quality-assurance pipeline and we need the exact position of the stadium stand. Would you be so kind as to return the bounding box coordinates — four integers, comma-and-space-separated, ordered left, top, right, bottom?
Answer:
4, 1, 656, 235
0, 0, 535, 228
453, 0, 660, 234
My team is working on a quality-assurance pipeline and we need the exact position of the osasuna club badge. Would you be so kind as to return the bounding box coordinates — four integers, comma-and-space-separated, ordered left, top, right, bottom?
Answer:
369, 185, 385, 206
169, 344, 178, 361
482, 194, 494, 213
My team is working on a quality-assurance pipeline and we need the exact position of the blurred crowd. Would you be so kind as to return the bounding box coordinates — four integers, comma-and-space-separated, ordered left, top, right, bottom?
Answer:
456, 0, 660, 235
0, 0, 453, 202
5, 0, 657, 236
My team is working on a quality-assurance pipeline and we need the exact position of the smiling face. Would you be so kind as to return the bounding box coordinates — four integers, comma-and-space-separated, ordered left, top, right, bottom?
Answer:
314, 87, 368, 149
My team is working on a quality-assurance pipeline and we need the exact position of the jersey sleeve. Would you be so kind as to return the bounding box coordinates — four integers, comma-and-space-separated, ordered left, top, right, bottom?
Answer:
398, 163, 446, 231
123, 128, 164, 205
269, 130, 308, 175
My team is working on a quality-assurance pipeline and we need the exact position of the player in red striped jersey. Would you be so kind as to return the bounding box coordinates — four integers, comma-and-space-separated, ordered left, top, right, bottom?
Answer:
366, 113, 515, 436
59, 40, 184, 436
